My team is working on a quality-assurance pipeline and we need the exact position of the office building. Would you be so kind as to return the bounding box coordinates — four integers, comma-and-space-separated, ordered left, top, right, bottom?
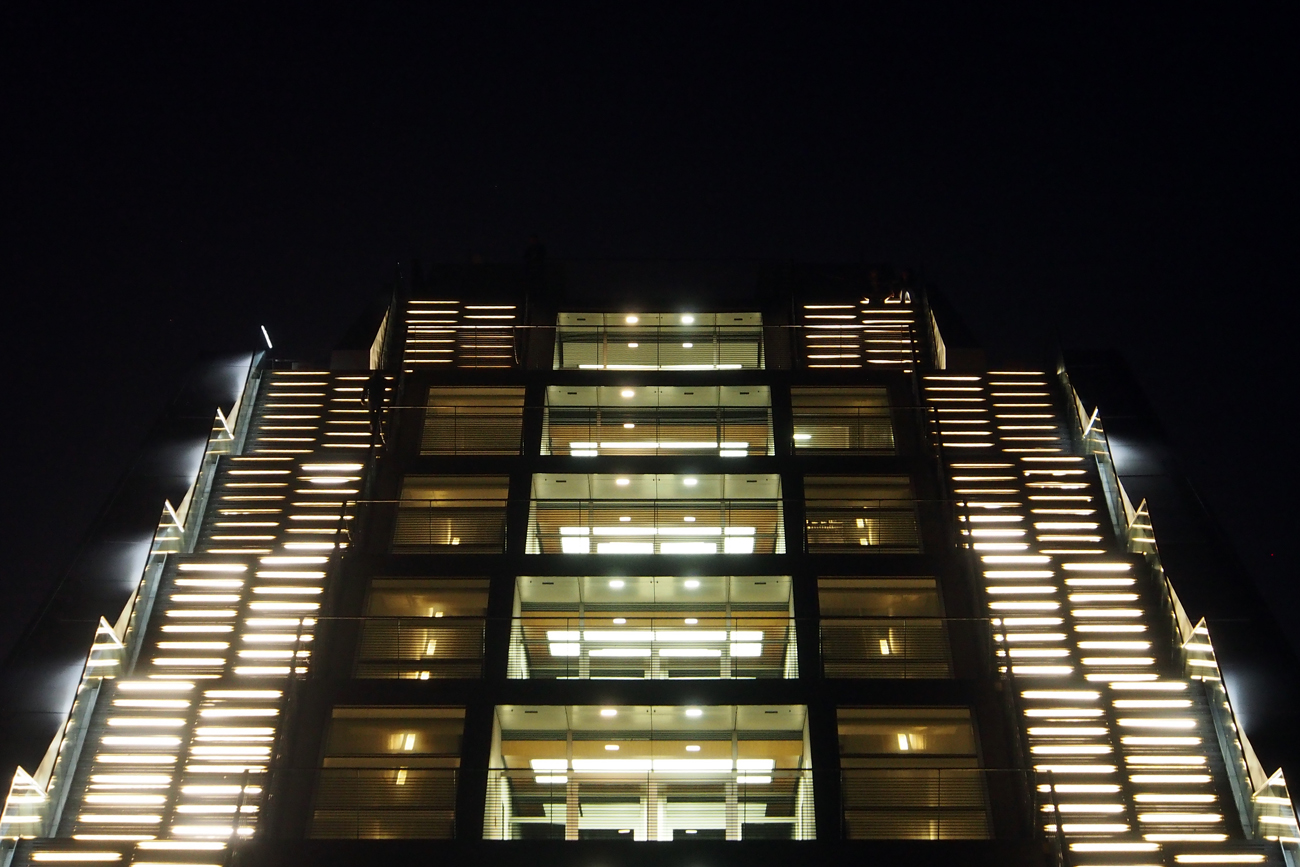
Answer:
2, 262, 1297, 866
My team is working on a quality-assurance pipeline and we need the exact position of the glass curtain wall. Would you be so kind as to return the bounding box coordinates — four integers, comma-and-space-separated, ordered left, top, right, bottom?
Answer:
485, 705, 813, 841
507, 576, 796, 680
527, 474, 784, 555
542, 385, 773, 457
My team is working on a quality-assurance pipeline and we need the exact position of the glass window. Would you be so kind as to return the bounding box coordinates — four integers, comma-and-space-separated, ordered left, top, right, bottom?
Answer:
422, 387, 525, 455
543, 385, 772, 457
485, 705, 813, 841
837, 708, 989, 840
393, 476, 510, 553
804, 476, 919, 553
311, 707, 465, 839
554, 312, 764, 370
509, 576, 796, 680
818, 579, 951, 678
791, 387, 894, 453
527, 474, 784, 555
357, 579, 489, 679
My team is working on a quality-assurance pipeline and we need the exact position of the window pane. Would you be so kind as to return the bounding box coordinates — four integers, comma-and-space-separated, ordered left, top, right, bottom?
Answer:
544, 385, 772, 457
394, 476, 509, 553
555, 312, 764, 371
358, 580, 489, 680
312, 707, 465, 840
804, 476, 919, 553
792, 387, 895, 453
509, 576, 796, 680
422, 387, 525, 455
837, 708, 989, 840
486, 705, 813, 841
528, 474, 784, 555
818, 579, 951, 678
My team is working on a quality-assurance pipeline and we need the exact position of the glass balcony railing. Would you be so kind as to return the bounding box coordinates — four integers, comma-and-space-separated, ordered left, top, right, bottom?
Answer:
507, 616, 797, 680
484, 768, 814, 841
526, 499, 785, 555
554, 313, 765, 371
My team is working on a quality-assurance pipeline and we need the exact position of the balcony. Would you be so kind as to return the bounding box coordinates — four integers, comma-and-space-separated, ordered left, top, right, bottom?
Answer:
554, 312, 764, 370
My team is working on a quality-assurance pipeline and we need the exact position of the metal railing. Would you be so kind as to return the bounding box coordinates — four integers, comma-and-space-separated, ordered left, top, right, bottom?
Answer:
507, 616, 797, 680
791, 408, 896, 453
840, 767, 998, 840
356, 616, 487, 679
804, 507, 921, 553
421, 408, 525, 455
543, 407, 774, 456
553, 324, 765, 371
484, 768, 814, 841
392, 500, 509, 553
820, 617, 953, 678
526, 498, 785, 555
310, 768, 458, 839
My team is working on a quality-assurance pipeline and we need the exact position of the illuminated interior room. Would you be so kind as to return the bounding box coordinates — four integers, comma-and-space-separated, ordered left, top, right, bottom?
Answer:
484, 704, 814, 841
507, 575, 796, 680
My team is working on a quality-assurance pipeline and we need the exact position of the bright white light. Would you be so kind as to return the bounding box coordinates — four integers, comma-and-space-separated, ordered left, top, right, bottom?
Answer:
683, 478, 698, 486
616, 478, 630, 486
530, 759, 568, 771
686, 745, 701, 752
683, 342, 693, 348
662, 542, 716, 554
723, 537, 755, 554
686, 708, 703, 717
561, 538, 591, 554
600, 709, 617, 717
598, 542, 654, 554
549, 643, 580, 656
623, 423, 635, 429
627, 342, 638, 348
609, 579, 625, 588
684, 579, 700, 589
613, 617, 627, 624
682, 315, 695, 324
621, 389, 635, 397
626, 316, 638, 324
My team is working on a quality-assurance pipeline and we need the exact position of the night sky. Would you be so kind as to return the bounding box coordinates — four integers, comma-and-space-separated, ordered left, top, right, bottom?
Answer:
1, 5, 1296, 660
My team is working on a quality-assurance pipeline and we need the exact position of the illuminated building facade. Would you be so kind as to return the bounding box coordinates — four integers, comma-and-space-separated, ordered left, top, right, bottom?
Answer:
2, 262, 1297, 867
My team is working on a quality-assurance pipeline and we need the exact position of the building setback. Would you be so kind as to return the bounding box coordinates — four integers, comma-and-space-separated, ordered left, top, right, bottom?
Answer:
2, 261, 1297, 867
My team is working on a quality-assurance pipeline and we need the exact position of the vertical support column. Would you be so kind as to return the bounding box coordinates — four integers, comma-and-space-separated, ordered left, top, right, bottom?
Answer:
455, 703, 495, 840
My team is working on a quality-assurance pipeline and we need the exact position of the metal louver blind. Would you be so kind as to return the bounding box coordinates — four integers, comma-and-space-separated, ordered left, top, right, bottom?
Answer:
310, 769, 458, 839
356, 618, 485, 679
841, 769, 990, 840
392, 508, 507, 553
820, 618, 952, 678
804, 510, 920, 552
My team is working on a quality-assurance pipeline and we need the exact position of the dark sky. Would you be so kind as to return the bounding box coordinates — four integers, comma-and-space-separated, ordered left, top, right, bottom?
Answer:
1, 5, 1296, 658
